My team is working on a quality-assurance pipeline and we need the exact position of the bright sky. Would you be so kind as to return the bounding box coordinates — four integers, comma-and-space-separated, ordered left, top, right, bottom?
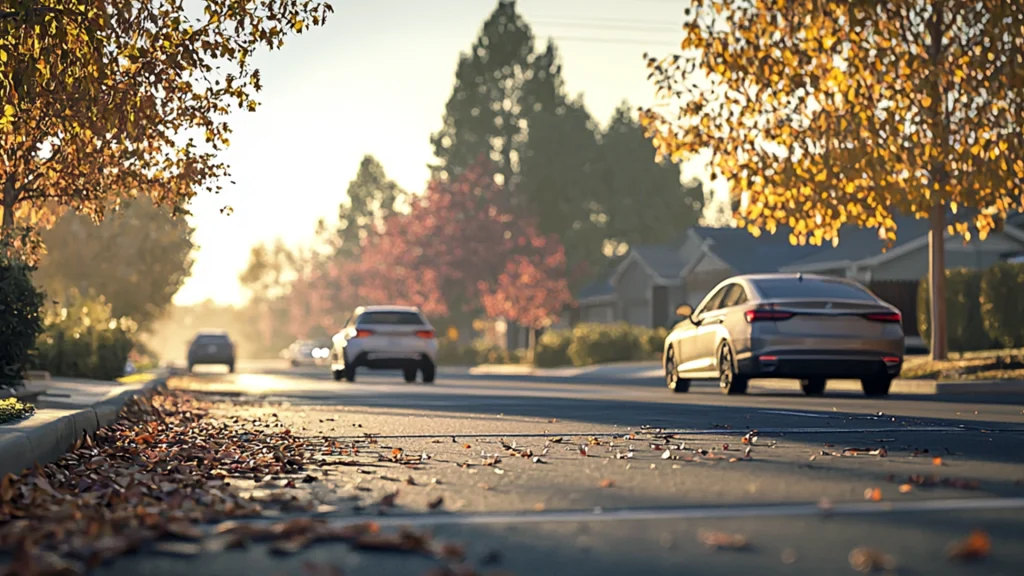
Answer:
173, 0, 714, 307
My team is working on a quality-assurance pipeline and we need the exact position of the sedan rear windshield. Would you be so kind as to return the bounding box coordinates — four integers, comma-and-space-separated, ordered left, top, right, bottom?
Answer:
753, 278, 875, 301
357, 312, 425, 325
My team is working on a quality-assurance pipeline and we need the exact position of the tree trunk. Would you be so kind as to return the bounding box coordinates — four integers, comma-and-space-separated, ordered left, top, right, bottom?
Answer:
526, 327, 536, 365
1, 177, 15, 231
928, 205, 948, 360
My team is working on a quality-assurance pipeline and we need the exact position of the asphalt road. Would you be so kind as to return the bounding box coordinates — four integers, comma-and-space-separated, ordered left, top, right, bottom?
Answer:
101, 361, 1024, 576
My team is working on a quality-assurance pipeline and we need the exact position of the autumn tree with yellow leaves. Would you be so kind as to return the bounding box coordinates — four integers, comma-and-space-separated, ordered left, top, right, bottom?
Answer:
0, 1, 333, 240
642, 0, 1023, 360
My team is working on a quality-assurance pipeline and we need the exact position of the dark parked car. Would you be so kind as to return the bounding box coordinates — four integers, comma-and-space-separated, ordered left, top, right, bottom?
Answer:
187, 331, 236, 373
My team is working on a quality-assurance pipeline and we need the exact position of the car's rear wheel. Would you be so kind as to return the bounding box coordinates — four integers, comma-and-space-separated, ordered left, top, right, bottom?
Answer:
800, 378, 826, 396
345, 365, 356, 382
403, 367, 417, 383
421, 361, 436, 384
332, 369, 344, 382
228, 362, 235, 374
861, 376, 892, 397
665, 348, 689, 393
718, 343, 748, 395
187, 363, 194, 373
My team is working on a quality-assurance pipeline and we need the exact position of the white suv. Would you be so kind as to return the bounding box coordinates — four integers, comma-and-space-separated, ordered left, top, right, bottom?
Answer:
330, 305, 439, 383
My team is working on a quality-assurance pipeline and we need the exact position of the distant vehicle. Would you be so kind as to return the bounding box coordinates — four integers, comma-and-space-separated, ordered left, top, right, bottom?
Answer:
285, 339, 332, 367
664, 273, 904, 397
187, 330, 236, 373
330, 305, 438, 383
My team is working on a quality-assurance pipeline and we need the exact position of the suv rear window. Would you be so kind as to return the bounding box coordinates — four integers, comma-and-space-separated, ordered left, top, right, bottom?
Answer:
357, 311, 425, 325
753, 278, 875, 301
194, 334, 230, 345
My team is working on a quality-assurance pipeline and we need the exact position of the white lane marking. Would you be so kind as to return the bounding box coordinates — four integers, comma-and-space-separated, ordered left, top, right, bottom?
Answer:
759, 410, 834, 418
332, 497, 1024, 529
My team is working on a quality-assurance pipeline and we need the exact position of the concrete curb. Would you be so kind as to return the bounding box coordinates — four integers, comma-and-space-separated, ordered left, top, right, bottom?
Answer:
0, 371, 170, 477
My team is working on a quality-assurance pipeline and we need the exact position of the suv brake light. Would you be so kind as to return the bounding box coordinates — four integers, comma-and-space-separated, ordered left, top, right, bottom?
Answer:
415, 330, 435, 339
745, 309, 795, 322
864, 312, 901, 323
354, 329, 373, 338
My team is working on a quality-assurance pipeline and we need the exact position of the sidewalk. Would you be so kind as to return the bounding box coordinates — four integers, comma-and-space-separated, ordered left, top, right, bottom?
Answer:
463, 362, 1024, 394
0, 371, 169, 477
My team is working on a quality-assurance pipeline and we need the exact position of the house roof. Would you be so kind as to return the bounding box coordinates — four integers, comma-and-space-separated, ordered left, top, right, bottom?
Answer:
688, 226, 821, 273
576, 279, 616, 302
781, 216, 933, 269
630, 244, 688, 279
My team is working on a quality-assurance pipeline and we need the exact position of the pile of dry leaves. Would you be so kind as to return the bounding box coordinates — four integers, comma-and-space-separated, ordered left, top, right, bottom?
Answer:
0, 392, 321, 575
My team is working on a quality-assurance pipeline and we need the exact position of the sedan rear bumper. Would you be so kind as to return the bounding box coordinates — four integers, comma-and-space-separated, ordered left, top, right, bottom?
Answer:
738, 352, 902, 379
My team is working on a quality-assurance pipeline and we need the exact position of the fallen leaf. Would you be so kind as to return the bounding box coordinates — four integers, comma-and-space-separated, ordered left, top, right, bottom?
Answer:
848, 547, 896, 572
301, 561, 346, 576
947, 530, 990, 561
698, 529, 749, 550
933, 457, 943, 466
781, 547, 798, 564
661, 449, 671, 460
463, 444, 471, 449
898, 484, 913, 494
376, 491, 399, 508
152, 541, 204, 556
599, 479, 615, 488
437, 542, 465, 561
0, 473, 15, 502
428, 496, 444, 510
165, 521, 204, 540
864, 488, 883, 501
270, 535, 313, 555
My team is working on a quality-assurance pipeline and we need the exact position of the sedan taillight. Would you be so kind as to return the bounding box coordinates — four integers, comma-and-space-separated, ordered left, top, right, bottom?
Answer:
415, 330, 435, 339
745, 309, 795, 322
354, 329, 373, 338
864, 312, 901, 323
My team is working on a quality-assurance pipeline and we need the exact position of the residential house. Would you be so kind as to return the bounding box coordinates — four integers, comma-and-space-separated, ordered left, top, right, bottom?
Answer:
575, 215, 1024, 338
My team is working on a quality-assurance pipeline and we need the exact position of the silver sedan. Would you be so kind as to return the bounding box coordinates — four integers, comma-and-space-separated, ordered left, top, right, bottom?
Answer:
664, 273, 905, 397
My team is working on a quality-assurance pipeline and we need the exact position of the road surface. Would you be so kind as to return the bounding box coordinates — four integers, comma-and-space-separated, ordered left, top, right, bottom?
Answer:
100, 361, 1024, 576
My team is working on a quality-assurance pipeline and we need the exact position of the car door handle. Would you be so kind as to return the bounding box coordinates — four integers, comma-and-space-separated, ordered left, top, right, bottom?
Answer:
703, 317, 723, 325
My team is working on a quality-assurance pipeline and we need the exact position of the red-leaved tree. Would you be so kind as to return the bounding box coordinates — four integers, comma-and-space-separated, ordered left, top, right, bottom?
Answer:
356, 158, 522, 319
479, 227, 573, 331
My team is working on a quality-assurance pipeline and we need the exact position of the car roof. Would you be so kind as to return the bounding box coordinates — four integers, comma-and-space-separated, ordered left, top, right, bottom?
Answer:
195, 330, 230, 336
735, 272, 844, 283
354, 305, 423, 314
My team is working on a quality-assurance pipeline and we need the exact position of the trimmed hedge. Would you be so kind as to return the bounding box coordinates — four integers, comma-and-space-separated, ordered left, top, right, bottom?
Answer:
535, 329, 572, 367
980, 263, 1024, 348
917, 269, 995, 352
435, 338, 523, 366
436, 323, 665, 367
566, 323, 665, 367
0, 251, 45, 387
33, 289, 136, 381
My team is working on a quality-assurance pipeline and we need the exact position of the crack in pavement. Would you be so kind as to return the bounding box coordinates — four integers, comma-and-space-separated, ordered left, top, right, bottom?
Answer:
238, 497, 1024, 528
297, 425, 1024, 441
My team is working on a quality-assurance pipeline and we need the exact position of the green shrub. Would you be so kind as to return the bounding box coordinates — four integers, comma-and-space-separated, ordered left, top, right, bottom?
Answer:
979, 263, 1024, 348
472, 341, 521, 365
0, 397, 36, 424
917, 269, 994, 352
639, 326, 668, 358
33, 288, 137, 381
0, 251, 45, 387
567, 323, 647, 366
534, 329, 572, 367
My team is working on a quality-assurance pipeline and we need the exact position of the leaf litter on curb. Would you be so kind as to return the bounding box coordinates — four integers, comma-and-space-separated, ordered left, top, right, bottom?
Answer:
697, 530, 750, 551
0, 392, 463, 576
